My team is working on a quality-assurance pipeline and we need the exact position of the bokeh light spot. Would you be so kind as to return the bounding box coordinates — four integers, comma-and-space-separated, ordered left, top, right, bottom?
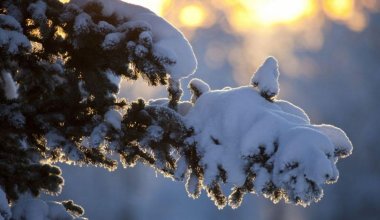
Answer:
323, 0, 354, 20
179, 4, 207, 28
247, 0, 316, 25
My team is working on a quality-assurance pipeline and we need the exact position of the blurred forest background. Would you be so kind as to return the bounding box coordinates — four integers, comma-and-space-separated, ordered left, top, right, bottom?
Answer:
52, 0, 380, 219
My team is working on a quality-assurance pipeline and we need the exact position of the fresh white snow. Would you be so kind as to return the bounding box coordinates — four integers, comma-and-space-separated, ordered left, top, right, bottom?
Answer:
72, 0, 197, 79
104, 109, 122, 130
1, 71, 19, 100
46, 201, 75, 220
101, 32, 124, 50
12, 198, 49, 220
0, 24, 30, 54
251, 56, 280, 99
97, 21, 116, 33
184, 57, 352, 205
189, 78, 210, 103
11, 197, 85, 220
0, 0, 353, 211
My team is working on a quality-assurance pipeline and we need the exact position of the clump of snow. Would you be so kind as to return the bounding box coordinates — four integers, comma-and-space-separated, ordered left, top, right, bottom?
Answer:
274, 100, 310, 123
11, 198, 84, 220
140, 125, 164, 150
104, 109, 122, 130
51, 60, 65, 75
0, 14, 22, 32
117, 20, 151, 33
27, 0, 47, 22
46, 201, 75, 220
71, 0, 197, 79
0, 20, 30, 54
148, 98, 193, 116
12, 198, 49, 220
104, 69, 121, 90
139, 31, 153, 47
134, 44, 149, 58
1, 71, 18, 100
101, 32, 124, 50
89, 123, 107, 148
0, 189, 11, 220
188, 78, 210, 103
19, 137, 28, 150
184, 57, 352, 206
177, 101, 193, 116
314, 124, 353, 158
174, 157, 188, 180
45, 131, 66, 149
152, 43, 177, 64
251, 56, 280, 100
73, 12, 92, 34
77, 80, 89, 99
97, 21, 116, 33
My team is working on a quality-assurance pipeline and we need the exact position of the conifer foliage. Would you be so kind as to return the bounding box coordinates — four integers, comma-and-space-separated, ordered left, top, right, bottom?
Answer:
0, 0, 352, 219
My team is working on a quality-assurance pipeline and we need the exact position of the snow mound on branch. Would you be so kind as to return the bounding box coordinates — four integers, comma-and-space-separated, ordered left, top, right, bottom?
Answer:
189, 78, 210, 103
12, 198, 49, 220
72, 0, 197, 80
104, 109, 122, 130
185, 59, 352, 206
0, 15, 30, 55
74, 12, 92, 34
0, 14, 22, 32
101, 32, 124, 50
251, 56, 280, 99
11, 198, 86, 220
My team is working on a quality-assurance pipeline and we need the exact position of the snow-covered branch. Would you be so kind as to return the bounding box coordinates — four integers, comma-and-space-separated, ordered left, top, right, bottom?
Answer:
0, 0, 352, 217
128, 57, 352, 209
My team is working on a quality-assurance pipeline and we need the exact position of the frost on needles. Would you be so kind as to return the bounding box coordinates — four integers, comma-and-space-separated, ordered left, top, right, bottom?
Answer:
0, 0, 352, 218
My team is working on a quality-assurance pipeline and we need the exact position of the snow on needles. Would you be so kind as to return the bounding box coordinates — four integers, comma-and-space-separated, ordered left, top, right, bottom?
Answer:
0, 15, 30, 55
1, 71, 19, 100
104, 109, 122, 130
72, 0, 197, 80
185, 57, 352, 206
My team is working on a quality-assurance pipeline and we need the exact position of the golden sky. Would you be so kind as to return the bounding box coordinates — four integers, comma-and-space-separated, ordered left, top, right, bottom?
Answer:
124, 0, 378, 32
57, 0, 379, 95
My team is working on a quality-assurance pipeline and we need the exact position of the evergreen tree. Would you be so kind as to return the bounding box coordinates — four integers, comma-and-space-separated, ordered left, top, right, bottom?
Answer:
0, 0, 352, 219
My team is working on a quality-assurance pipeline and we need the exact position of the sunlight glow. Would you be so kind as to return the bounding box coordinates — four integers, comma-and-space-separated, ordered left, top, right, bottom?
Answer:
179, 4, 207, 28
60, 0, 375, 32
55, 26, 67, 39
323, 0, 354, 20
241, 0, 315, 25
